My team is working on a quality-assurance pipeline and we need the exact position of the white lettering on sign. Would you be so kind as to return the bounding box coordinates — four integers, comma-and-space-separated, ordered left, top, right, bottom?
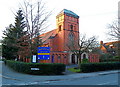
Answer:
31, 68, 40, 70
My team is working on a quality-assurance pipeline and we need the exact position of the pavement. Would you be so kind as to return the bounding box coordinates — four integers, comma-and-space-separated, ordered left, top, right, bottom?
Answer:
65, 64, 120, 75
1, 61, 120, 85
64, 64, 120, 77
66, 64, 79, 69
64, 64, 79, 74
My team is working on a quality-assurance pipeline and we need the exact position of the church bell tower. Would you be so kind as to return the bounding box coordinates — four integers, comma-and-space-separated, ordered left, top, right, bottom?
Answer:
56, 9, 79, 51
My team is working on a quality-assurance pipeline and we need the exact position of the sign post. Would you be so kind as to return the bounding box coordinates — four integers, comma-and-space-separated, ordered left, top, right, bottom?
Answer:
38, 47, 50, 60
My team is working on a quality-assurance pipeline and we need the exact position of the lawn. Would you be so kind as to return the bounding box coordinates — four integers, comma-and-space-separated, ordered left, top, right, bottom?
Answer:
67, 67, 81, 73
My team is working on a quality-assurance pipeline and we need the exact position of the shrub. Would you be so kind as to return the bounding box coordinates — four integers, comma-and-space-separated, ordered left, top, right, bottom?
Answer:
100, 53, 114, 62
80, 62, 120, 73
114, 56, 120, 59
6, 60, 66, 75
81, 58, 89, 64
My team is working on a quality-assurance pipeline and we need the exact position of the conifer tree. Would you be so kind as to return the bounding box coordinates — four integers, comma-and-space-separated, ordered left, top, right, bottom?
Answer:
2, 9, 26, 60
14, 9, 26, 39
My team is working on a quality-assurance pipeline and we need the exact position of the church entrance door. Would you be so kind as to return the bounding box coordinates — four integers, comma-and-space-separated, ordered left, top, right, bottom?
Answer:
71, 54, 75, 64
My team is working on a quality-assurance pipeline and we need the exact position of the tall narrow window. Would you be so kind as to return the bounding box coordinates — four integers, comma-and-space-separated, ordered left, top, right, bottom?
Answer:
69, 32, 74, 41
68, 32, 74, 46
59, 25, 62, 31
64, 56, 66, 58
70, 25, 73, 31
58, 55, 61, 59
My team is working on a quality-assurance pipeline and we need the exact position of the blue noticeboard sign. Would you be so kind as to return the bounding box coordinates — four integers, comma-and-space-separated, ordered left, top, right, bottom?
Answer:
38, 47, 50, 60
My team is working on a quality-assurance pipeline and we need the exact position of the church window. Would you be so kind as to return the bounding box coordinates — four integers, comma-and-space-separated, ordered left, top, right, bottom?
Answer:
58, 55, 61, 59
69, 33, 74, 40
70, 25, 73, 31
59, 25, 62, 31
83, 54, 86, 59
68, 32, 74, 46
64, 56, 66, 58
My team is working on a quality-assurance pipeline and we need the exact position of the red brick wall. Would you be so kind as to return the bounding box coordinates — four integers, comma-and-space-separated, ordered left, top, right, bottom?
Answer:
89, 54, 100, 63
39, 52, 69, 64
63, 14, 79, 51
39, 10, 79, 65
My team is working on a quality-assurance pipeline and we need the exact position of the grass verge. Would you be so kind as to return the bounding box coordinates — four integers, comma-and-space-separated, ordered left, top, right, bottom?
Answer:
67, 67, 81, 73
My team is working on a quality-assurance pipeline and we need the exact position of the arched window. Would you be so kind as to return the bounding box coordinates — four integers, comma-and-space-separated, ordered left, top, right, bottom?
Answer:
58, 55, 61, 59
83, 54, 86, 59
64, 56, 66, 58
51, 54, 54, 63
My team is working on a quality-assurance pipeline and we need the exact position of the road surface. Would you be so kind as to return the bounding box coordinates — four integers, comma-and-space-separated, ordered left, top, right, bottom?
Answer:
0, 61, 119, 86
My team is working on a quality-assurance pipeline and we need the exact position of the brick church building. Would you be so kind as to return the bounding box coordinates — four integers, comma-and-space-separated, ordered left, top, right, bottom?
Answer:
38, 9, 80, 64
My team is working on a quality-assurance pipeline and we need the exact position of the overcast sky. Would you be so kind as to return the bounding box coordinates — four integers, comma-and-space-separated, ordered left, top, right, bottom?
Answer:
0, 0, 119, 43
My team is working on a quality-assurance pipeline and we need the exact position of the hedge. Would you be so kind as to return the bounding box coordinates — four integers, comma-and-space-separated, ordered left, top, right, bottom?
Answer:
100, 59, 120, 62
5, 60, 66, 75
80, 62, 120, 73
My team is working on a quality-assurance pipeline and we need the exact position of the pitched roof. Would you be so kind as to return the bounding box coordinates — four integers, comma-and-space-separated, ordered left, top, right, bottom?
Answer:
100, 40, 120, 53
39, 29, 58, 44
104, 41, 120, 46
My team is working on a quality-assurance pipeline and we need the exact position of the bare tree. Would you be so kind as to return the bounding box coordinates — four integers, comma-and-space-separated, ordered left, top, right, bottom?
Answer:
107, 20, 120, 57
107, 20, 120, 40
67, 33, 99, 63
80, 34, 99, 52
19, 0, 51, 58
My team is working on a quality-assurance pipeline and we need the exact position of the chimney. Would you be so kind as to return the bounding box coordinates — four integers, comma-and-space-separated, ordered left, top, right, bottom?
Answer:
100, 41, 103, 45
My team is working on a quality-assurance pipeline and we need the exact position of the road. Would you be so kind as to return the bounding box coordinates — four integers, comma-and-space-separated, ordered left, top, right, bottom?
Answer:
0, 61, 120, 86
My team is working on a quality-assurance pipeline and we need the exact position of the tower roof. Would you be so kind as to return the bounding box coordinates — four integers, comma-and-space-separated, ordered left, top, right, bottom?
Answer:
58, 9, 79, 18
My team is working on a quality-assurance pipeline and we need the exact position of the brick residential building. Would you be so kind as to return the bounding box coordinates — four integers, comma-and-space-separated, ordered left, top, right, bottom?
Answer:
100, 40, 120, 56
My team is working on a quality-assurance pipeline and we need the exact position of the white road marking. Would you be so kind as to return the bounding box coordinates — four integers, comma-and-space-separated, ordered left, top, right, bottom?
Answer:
1, 74, 21, 81
43, 81, 50, 84
97, 81, 117, 85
